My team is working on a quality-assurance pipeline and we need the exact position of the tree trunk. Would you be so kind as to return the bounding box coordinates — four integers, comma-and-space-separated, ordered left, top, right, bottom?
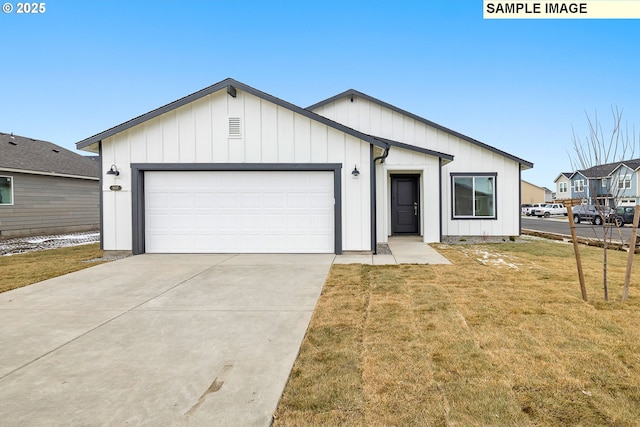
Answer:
567, 205, 588, 301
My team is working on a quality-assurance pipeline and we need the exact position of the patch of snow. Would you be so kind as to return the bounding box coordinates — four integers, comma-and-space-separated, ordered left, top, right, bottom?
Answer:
0, 231, 100, 256
461, 247, 521, 270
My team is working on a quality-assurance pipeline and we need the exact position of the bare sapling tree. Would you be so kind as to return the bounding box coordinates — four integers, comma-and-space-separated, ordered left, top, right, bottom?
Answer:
570, 106, 639, 301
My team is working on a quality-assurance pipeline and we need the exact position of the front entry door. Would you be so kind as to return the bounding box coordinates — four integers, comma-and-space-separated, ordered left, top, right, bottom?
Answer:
391, 175, 419, 234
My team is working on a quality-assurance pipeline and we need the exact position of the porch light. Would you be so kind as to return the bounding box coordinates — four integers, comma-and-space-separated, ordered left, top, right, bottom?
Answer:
352, 165, 360, 177
106, 165, 120, 176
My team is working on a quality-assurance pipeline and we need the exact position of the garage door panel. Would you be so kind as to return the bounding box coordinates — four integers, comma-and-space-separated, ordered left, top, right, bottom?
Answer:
144, 171, 334, 253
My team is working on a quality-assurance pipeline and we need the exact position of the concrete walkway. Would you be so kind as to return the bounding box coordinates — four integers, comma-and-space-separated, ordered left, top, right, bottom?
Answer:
0, 254, 334, 426
333, 236, 451, 265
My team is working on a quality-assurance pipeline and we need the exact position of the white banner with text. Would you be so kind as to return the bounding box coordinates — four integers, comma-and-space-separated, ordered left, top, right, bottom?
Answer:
484, 1, 640, 19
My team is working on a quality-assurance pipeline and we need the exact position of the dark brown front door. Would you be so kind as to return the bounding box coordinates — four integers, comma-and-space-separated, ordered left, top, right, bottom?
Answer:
391, 175, 419, 234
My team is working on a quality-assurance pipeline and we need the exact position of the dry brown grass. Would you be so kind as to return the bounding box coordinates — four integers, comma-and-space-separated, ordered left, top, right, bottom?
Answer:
0, 243, 105, 293
274, 239, 640, 426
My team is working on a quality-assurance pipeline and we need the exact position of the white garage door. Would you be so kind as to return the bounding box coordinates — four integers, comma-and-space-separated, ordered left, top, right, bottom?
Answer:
144, 171, 334, 253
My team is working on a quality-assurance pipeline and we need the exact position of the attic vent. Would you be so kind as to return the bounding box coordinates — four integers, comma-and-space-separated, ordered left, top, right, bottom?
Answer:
7, 141, 17, 146
228, 117, 242, 138
52, 149, 60, 153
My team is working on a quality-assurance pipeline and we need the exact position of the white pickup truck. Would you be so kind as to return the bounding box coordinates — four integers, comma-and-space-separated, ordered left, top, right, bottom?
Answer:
532, 203, 568, 218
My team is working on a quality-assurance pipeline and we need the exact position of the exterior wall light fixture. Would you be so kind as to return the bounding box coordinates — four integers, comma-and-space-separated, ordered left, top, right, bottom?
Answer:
352, 165, 360, 177
106, 164, 120, 176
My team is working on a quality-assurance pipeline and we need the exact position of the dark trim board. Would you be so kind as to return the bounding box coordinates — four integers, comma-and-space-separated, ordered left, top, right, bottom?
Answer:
130, 163, 343, 255
99, 142, 104, 250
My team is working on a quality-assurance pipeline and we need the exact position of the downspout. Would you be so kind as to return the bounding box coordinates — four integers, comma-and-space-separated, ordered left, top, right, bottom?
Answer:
370, 143, 390, 254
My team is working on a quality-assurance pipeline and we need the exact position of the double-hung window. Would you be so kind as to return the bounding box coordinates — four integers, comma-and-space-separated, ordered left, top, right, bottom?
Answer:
574, 180, 585, 193
559, 182, 567, 193
452, 173, 496, 219
0, 176, 13, 205
618, 176, 631, 190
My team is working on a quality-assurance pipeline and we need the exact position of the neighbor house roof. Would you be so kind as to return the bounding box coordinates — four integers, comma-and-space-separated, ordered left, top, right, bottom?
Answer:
577, 158, 640, 178
0, 132, 99, 179
75, 78, 453, 164
307, 89, 533, 170
554, 172, 573, 183
611, 158, 640, 174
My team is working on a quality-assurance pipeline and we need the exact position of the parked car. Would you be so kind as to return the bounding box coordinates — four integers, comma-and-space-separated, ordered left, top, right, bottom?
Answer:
523, 203, 545, 216
532, 203, 567, 218
609, 206, 640, 227
521, 204, 532, 215
571, 204, 611, 225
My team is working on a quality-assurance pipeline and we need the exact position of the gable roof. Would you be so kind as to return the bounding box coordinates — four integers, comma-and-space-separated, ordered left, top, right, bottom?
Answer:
0, 132, 99, 179
610, 158, 640, 175
75, 78, 452, 163
576, 158, 640, 178
308, 89, 533, 169
554, 172, 573, 182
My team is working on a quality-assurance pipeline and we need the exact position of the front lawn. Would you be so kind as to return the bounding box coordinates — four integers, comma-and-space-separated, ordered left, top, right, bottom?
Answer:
0, 243, 106, 293
275, 240, 640, 426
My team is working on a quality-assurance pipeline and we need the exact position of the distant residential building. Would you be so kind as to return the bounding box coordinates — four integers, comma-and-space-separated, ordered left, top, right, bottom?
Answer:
521, 180, 546, 204
0, 132, 99, 238
554, 159, 640, 207
554, 172, 572, 201
542, 187, 553, 202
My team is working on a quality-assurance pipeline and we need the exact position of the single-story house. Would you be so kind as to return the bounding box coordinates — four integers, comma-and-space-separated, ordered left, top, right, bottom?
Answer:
0, 132, 100, 238
76, 78, 533, 255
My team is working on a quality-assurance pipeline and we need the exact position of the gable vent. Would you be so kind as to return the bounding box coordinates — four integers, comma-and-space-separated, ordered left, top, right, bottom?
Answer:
228, 117, 242, 138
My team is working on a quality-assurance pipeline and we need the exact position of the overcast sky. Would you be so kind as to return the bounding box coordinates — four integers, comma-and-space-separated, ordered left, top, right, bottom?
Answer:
1, 0, 638, 189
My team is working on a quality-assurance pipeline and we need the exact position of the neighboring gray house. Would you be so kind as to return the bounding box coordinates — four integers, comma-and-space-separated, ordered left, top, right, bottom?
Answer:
0, 132, 100, 238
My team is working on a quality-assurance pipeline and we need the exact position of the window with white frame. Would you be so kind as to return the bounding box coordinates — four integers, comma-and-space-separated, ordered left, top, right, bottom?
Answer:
559, 182, 568, 193
0, 176, 13, 205
452, 174, 496, 219
574, 179, 585, 193
618, 176, 631, 189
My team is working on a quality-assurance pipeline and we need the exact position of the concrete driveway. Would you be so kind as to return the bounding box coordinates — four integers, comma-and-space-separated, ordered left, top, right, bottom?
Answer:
0, 254, 334, 426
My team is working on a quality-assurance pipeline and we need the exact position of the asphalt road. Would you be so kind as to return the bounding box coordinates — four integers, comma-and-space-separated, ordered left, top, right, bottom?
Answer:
522, 216, 636, 244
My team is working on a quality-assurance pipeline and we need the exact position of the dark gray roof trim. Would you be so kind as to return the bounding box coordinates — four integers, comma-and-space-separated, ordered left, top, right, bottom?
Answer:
76, 78, 391, 151
308, 89, 533, 169
1, 132, 99, 178
373, 137, 454, 161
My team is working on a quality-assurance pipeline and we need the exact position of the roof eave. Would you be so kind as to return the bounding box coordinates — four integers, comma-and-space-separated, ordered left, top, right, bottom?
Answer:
373, 136, 454, 163
0, 167, 99, 180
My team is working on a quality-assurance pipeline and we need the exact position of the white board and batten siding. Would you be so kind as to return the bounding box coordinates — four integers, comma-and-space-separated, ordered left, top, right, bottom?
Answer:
100, 89, 372, 253
312, 96, 523, 239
